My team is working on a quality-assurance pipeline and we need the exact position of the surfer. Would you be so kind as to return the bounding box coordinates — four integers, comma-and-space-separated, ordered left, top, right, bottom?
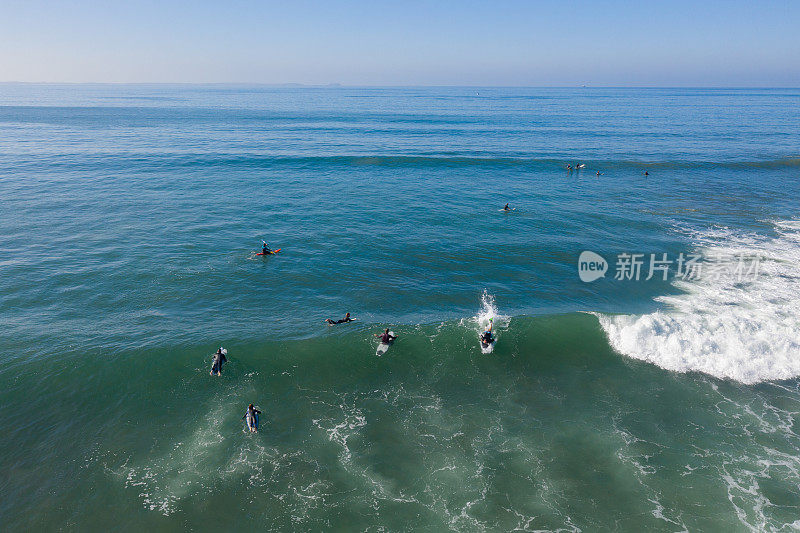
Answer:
503, 203, 511, 211
644, 171, 649, 176
374, 328, 397, 343
596, 171, 602, 176
210, 347, 227, 376
325, 312, 355, 325
261, 241, 271, 254
480, 319, 494, 346
566, 164, 572, 171
243, 404, 261, 432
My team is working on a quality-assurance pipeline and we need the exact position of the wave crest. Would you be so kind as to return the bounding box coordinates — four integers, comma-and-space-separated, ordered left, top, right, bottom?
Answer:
600, 220, 800, 384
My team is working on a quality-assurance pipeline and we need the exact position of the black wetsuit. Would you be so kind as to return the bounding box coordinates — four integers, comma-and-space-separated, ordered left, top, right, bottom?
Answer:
481, 332, 493, 345
327, 317, 353, 325
211, 351, 227, 374
244, 407, 261, 429
380, 332, 395, 343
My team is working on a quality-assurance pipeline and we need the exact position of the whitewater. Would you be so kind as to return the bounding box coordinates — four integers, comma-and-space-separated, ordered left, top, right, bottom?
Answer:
600, 219, 800, 383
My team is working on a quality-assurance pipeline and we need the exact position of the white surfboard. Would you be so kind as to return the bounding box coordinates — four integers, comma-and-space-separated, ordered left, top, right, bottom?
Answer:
479, 319, 495, 353
376, 331, 395, 356
480, 337, 495, 354
244, 411, 259, 432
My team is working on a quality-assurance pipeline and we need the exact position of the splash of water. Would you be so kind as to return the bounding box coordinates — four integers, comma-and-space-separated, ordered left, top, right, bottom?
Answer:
458, 291, 510, 339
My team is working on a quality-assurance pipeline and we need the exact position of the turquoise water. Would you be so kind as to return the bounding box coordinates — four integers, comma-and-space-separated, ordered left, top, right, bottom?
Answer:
2, 85, 800, 530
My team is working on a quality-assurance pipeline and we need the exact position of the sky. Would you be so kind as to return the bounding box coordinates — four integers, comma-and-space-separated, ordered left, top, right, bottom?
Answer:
0, 0, 798, 86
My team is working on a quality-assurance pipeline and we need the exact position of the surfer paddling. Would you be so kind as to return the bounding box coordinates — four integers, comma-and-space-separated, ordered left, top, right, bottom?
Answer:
325, 312, 356, 325
375, 328, 397, 356
210, 347, 227, 376
479, 318, 496, 353
374, 328, 397, 343
242, 404, 261, 433
481, 321, 494, 346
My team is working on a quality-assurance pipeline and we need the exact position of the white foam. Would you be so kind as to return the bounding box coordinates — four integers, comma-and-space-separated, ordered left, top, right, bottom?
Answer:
600, 220, 800, 384
461, 290, 510, 338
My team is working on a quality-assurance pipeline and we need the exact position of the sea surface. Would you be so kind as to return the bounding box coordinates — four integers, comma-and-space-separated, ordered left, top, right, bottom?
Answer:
1, 85, 800, 531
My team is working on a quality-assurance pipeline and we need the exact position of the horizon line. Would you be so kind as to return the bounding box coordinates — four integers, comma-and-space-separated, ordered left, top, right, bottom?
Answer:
1, 82, 798, 90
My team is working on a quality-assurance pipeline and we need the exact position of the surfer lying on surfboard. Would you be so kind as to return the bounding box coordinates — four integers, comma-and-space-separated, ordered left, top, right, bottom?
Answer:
374, 328, 397, 343
210, 347, 227, 376
242, 404, 261, 433
480, 320, 494, 345
375, 328, 397, 356
325, 312, 356, 325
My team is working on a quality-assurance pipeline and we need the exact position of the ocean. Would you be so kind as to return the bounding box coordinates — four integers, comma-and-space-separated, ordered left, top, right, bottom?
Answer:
1, 85, 799, 531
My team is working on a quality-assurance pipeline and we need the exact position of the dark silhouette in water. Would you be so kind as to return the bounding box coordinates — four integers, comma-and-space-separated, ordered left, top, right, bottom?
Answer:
325, 312, 355, 325
210, 348, 227, 376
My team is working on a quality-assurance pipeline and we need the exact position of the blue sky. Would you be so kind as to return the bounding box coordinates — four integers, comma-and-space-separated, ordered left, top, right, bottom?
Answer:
1, 0, 798, 86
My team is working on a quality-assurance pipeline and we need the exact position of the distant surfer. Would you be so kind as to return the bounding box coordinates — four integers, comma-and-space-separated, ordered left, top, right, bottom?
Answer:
210, 347, 227, 376
261, 241, 271, 254
325, 312, 355, 325
576, 163, 585, 169
644, 171, 649, 176
503, 203, 511, 211
596, 171, 602, 176
243, 404, 261, 432
566, 164, 572, 171
374, 328, 397, 344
